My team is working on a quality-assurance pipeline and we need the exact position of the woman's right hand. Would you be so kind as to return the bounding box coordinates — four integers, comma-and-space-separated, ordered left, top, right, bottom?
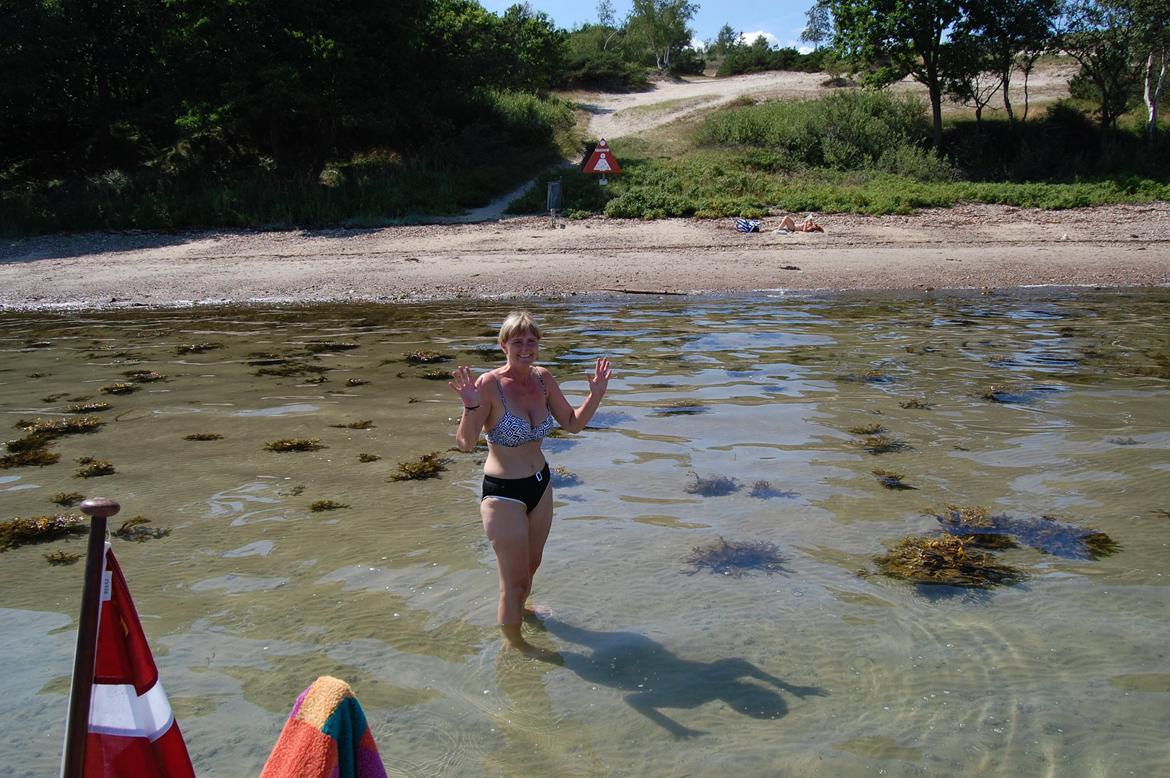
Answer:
448, 365, 481, 409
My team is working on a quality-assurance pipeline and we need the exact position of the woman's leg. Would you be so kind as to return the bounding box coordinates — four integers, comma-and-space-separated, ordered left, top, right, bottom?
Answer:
481, 497, 531, 632
522, 485, 554, 610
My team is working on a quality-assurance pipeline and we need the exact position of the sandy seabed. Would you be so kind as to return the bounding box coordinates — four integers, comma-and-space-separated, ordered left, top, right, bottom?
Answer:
2, 202, 1168, 310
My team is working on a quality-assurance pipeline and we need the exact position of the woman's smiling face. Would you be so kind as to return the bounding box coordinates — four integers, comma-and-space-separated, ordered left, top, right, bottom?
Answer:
501, 331, 540, 364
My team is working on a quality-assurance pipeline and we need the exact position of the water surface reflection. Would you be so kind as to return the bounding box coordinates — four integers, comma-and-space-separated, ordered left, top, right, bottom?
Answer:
1, 289, 1168, 775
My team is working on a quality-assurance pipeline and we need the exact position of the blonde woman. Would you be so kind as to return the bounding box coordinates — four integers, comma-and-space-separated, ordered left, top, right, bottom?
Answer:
449, 311, 611, 656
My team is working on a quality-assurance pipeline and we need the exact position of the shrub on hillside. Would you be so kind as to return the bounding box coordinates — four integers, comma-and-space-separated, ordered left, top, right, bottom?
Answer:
697, 90, 931, 172
562, 49, 650, 91
669, 47, 707, 76
716, 40, 826, 77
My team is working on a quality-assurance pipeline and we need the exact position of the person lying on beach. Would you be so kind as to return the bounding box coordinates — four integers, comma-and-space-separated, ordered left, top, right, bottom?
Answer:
778, 214, 824, 233
449, 311, 611, 659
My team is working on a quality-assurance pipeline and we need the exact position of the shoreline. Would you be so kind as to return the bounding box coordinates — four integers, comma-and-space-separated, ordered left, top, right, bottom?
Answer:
3, 203, 1169, 311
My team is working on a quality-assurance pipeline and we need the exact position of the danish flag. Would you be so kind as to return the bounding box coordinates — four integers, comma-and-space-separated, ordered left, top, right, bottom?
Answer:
82, 544, 194, 776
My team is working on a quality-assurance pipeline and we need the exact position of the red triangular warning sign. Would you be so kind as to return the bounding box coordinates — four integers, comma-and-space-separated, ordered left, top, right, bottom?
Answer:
583, 139, 622, 175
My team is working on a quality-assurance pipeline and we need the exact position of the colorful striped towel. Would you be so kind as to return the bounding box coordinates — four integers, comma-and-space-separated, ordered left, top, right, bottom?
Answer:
260, 676, 387, 778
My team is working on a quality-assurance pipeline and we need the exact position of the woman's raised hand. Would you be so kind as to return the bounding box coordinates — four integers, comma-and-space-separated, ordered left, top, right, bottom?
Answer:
588, 357, 611, 396
448, 365, 481, 408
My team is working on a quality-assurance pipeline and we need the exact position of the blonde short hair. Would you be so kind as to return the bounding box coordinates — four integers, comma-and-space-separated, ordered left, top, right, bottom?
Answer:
498, 310, 542, 345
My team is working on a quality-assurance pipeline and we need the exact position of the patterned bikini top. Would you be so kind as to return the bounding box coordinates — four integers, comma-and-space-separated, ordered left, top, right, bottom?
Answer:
485, 372, 556, 447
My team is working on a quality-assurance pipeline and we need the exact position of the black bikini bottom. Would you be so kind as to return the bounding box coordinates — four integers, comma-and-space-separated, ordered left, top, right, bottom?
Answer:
481, 463, 551, 513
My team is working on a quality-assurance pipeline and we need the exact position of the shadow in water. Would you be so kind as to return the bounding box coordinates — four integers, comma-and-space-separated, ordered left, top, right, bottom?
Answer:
574, 103, 616, 116
542, 617, 826, 738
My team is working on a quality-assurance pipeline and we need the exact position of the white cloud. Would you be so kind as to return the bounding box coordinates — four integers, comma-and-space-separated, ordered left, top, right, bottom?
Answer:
739, 30, 781, 48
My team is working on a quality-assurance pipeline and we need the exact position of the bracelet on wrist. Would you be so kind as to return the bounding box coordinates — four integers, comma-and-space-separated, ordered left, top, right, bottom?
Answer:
463, 404, 480, 411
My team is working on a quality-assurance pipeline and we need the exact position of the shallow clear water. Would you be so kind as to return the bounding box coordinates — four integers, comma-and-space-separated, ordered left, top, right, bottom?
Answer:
1, 290, 1168, 777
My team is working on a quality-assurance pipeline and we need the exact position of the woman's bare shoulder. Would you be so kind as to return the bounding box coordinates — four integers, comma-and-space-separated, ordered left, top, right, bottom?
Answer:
475, 369, 499, 388
536, 365, 562, 388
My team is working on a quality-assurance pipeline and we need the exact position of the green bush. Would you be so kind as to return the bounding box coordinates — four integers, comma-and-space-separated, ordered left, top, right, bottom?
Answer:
0, 89, 578, 235
716, 40, 825, 77
697, 90, 931, 172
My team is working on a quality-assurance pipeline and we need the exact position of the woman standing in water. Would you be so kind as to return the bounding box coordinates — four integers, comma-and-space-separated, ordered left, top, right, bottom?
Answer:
449, 311, 610, 655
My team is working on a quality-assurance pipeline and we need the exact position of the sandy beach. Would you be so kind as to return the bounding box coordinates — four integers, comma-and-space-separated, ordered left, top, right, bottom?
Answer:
2, 68, 1167, 310
2, 202, 1168, 310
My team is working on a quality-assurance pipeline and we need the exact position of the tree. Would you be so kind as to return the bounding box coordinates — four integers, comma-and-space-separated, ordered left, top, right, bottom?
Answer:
963, 0, 1057, 124
495, 4, 568, 93
597, 0, 616, 27
1127, 0, 1170, 140
830, 0, 967, 151
1059, 0, 1142, 132
943, 32, 1001, 124
709, 23, 740, 58
627, 0, 698, 72
801, 0, 834, 51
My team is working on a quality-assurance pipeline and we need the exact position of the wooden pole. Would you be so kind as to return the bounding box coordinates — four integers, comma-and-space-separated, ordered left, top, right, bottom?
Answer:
60, 498, 120, 778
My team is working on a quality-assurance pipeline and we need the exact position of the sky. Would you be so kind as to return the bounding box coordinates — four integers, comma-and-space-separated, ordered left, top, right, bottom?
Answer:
479, 0, 813, 51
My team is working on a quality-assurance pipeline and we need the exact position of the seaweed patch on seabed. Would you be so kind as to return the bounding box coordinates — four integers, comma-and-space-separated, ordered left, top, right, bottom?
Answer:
899, 398, 932, 409
112, 517, 171, 542
101, 383, 137, 395
1, 513, 87, 551
685, 473, 741, 496
836, 369, 895, 384
848, 423, 886, 435
256, 363, 331, 378
749, 480, 797, 499
420, 369, 454, 380
16, 416, 104, 438
872, 533, 1026, 589
932, 504, 1119, 560
44, 550, 83, 566
872, 469, 917, 490
184, 433, 223, 441
402, 351, 451, 364
175, 342, 223, 355
0, 446, 60, 469
345, 378, 369, 387
977, 384, 1030, 403
304, 341, 359, 354
551, 466, 580, 487
75, 457, 116, 477
122, 370, 166, 383
265, 438, 325, 452
310, 500, 349, 512
854, 435, 910, 455
389, 452, 449, 481
685, 538, 785, 577
651, 400, 707, 416
66, 402, 112, 413
51, 492, 86, 507
330, 420, 375, 430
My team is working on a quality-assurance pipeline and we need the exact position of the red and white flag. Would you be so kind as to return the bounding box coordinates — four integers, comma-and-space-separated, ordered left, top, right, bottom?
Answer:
84, 544, 195, 777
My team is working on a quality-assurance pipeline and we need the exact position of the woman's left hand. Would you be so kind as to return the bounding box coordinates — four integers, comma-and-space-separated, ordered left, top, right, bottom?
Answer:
588, 357, 611, 395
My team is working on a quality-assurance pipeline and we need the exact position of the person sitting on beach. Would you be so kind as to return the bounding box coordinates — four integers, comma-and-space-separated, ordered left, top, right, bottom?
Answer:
449, 311, 611, 658
778, 214, 824, 233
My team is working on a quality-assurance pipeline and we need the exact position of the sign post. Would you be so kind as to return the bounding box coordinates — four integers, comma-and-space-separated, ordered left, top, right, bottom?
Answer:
546, 180, 563, 228
582, 139, 621, 186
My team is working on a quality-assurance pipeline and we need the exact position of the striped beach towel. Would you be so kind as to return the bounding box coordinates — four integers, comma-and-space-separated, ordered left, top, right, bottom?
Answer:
735, 218, 761, 233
